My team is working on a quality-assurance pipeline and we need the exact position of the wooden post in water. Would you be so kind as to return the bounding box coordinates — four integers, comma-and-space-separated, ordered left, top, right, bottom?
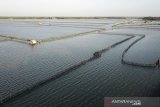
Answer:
155, 59, 159, 68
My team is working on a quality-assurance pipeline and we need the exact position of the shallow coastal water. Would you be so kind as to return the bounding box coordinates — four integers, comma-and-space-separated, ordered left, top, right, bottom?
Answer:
0, 19, 160, 107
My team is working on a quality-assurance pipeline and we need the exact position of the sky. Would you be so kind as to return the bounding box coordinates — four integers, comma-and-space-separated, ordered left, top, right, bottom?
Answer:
0, 0, 160, 17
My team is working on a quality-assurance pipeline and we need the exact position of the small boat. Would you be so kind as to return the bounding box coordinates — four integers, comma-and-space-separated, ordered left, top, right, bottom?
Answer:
93, 52, 101, 58
27, 40, 38, 45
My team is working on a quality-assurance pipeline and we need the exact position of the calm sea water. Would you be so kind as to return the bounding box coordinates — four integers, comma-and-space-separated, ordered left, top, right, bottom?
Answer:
0, 19, 160, 107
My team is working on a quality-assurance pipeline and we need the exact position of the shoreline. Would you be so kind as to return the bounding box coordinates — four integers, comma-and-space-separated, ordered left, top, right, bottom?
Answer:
0, 16, 140, 19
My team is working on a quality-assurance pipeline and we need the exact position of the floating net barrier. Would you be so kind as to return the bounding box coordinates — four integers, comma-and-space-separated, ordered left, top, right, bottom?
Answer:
36, 19, 135, 31
0, 35, 29, 44
35, 20, 108, 30
0, 37, 9, 42
99, 32, 160, 68
33, 21, 110, 26
39, 28, 105, 43
117, 26, 160, 31
111, 19, 160, 30
97, 32, 159, 68
112, 23, 160, 31
40, 24, 105, 29
121, 34, 159, 68
0, 28, 106, 46
115, 24, 160, 27
0, 20, 132, 46
1, 21, 159, 105
27, 19, 111, 30
115, 24, 160, 28
1, 31, 159, 106
0, 33, 134, 106
43, 23, 106, 27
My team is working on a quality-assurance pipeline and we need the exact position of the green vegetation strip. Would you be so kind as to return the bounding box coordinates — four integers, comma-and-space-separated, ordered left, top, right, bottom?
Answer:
143, 17, 160, 21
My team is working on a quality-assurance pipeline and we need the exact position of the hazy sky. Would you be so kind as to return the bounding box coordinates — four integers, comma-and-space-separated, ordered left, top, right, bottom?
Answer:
0, 0, 159, 16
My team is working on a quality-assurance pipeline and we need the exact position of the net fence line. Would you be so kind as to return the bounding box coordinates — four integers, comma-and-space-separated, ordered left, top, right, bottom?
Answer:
0, 20, 160, 106
112, 23, 160, 31
39, 24, 105, 29
0, 25, 159, 68
37, 19, 133, 42
33, 21, 110, 25
0, 33, 134, 106
121, 34, 159, 68
117, 26, 160, 31
0, 28, 106, 45
0, 20, 134, 45
39, 28, 105, 43
0, 35, 29, 44
98, 32, 159, 68
1, 31, 159, 106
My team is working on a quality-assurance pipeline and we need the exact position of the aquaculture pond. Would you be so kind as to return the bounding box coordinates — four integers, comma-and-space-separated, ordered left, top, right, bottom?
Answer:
0, 19, 160, 107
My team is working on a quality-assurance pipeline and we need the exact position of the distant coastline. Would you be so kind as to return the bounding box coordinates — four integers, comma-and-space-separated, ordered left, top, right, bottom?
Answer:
0, 16, 160, 21
0, 16, 137, 19
142, 17, 160, 21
